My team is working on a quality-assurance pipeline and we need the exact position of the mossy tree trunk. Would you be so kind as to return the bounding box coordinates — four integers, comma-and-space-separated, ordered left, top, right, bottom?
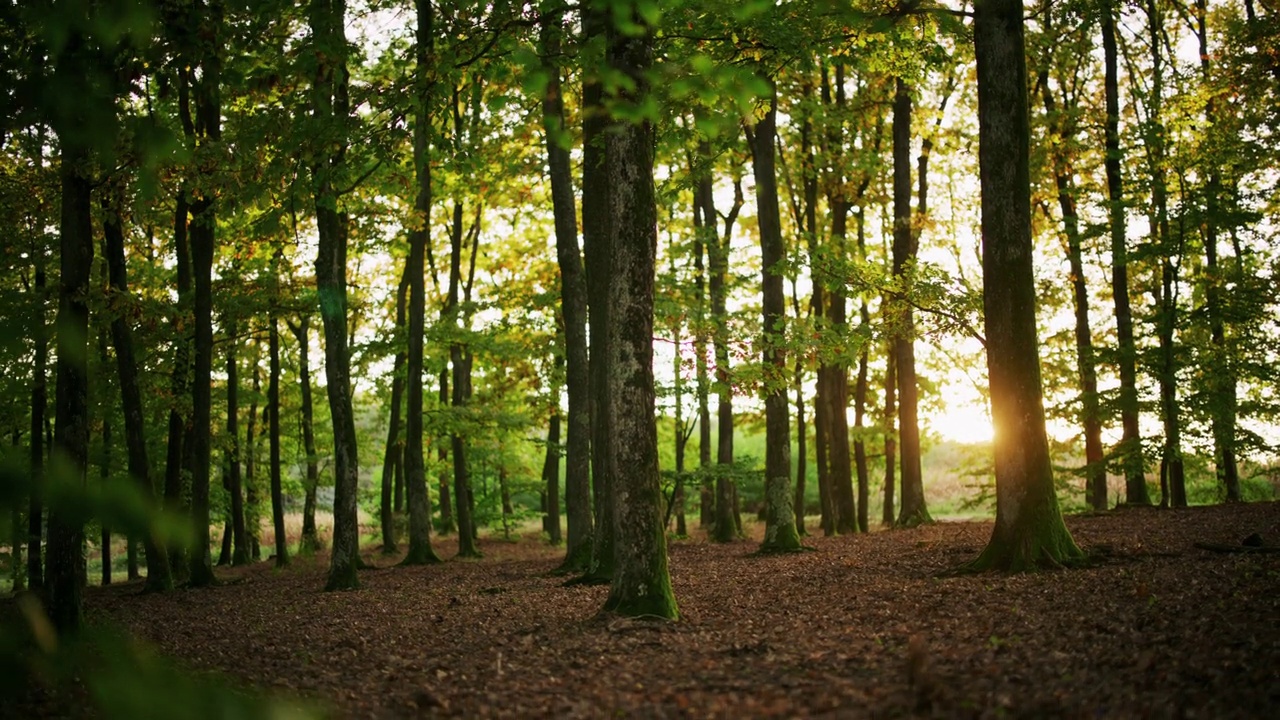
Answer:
970, 0, 1084, 571
600, 6, 677, 620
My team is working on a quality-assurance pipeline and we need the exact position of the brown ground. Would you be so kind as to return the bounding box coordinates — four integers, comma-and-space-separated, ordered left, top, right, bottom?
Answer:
22, 502, 1280, 718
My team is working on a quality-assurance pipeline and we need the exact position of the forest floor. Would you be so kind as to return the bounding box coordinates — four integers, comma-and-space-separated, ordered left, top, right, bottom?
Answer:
11, 501, 1280, 719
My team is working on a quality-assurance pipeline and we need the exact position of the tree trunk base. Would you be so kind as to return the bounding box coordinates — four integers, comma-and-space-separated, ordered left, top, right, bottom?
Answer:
399, 544, 443, 566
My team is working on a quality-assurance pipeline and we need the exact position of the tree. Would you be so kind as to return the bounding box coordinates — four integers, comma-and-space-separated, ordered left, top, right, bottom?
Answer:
1100, 0, 1150, 506
1035, 6, 1107, 512
290, 315, 323, 553
969, 0, 1083, 571
751, 82, 802, 554
540, 3, 593, 572
102, 181, 175, 589
891, 77, 931, 528
600, 3, 676, 620
310, 0, 361, 591
401, 0, 443, 567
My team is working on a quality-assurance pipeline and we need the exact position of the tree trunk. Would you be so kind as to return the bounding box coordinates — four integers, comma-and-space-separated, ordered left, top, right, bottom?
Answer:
581, 4, 614, 580
542, 411, 563, 545
98, 326, 113, 586
102, 185, 174, 589
402, 0, 443, 566
28, 252, 47, 590
1038, 62, 1107, 512
601, 11, 677, 619
292, 316, 323, 553
245, 346, 261, 560
892, 78, 932, 528
791, 282, 807, 536
1144, 0, 1186, 508
186, 0, 225, 588
47, 135, 94, 632
970, 0, 1083, 570
705, 170, 741, 544
752, 85, 802, 553
1195, 0, 1240, 502
310, 0, 361, 591
853, 210, 872, 533
268, 314, 288, 567
163, 180, 192, 582
541, 11, 592, 571
380, 271, 409, 555
1102, 0, 1150, 505
882, 344, 897, 526
436, 370, 454, 534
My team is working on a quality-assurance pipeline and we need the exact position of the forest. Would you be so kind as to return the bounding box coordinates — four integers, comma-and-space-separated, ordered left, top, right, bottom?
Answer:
2, 0, 1279, 717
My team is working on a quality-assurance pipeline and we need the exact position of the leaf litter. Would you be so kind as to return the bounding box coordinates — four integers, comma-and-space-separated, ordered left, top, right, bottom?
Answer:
27, 502, 1280, 718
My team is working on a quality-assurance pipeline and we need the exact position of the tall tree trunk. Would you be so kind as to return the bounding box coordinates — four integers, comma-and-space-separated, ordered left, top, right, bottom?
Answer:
753, 84, 802, 553
971, 0, 1083, 569
163, 181, 191, 582
436, 371, 453, 534
892, 78, 931, 527
186, 0, 225, 588
98, 327, 113, 586
541, 9, 592, 570
581, 3, 614, 579
380, 270, 409, 555
1038, 61, 1107, 512
102, 185, 174, 589
292, 317, 322, 553
402, 0, 443, 566
246, 345, 261, 560
706, 171, 742, 543
448, 198, 481, 559
10, 431, 23, 592
1101, 0, 1150, 505
853, 211, 872, 533
311, 0, 361, 590
692, 187, 713, 531
601, 9, 677, 618
268, 314, 288, 567
882, 341, 897, 526
542, 410, 563, 545
28, 252, 47, 590
47, 134, 94, 632
1144, 0, 1186, 508
791, 280, 807, 536
1195, 0, 1240, 502
224, 317, 249, 565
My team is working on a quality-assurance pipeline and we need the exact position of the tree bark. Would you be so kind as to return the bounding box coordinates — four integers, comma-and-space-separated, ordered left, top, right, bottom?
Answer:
540, 9, 591, 570
310, 0, 361, 590
245, 344, 261, 560
380, 270, 408, 555
542, 410, 563, 544
47, 136, 94, 632
882, 341, 897, 526
970, 0, 1083, 570
581, 3, 614, 580
1037, 58, 1108, 512
753, 84, 802, 553
600, 10, 677, 619
401, 0, 443, 566
28, 252, 47, 590
1195, 0, 1240, 502
102, 186, 174, 589
186, 0, 225, 588
291, 316, 323, 553
892, 78, 931, 528
1102, 0, 1151, 505
268, 313, 288, 567
705, 172, 741, 543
